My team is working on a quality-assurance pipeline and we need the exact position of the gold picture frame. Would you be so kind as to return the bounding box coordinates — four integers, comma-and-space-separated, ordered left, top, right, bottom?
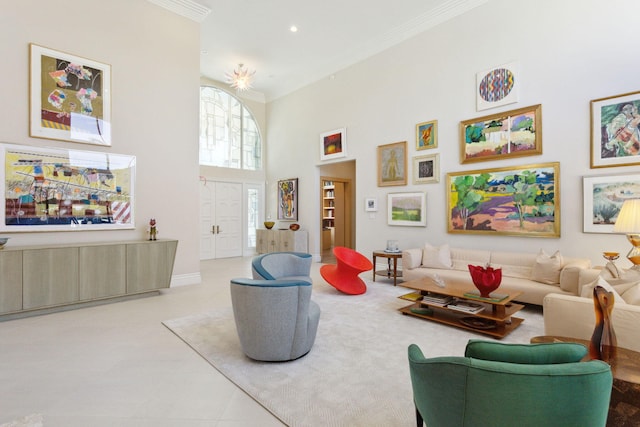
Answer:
416, 120, 437, 150
377, 141, 407, 187
459, 104, 542, 164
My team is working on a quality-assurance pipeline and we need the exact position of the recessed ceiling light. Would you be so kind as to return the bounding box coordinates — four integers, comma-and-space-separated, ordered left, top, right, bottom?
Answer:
290, 25, 298, 33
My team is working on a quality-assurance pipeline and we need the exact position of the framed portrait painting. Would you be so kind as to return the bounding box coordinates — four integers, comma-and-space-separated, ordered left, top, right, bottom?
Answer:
377, 141, 407, 187
446, 162, 560, 237
277, 178, 298, 220
583, 174, 640, 233
416, 120, 437, 150
387, 192, 426, 227
590, 91, 640, 168
413, 153, 440, 184
320, 128, 346, 161
0, 143, 135, 232
460, 104, 542, 164
29, 44, 112, 146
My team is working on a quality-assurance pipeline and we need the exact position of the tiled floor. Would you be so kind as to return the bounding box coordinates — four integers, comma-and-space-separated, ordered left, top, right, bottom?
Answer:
0, 257, 287, 426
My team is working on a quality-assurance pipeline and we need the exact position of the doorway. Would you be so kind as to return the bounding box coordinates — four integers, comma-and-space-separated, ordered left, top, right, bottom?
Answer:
199, 180, 243, 260
319, 160, 355, 262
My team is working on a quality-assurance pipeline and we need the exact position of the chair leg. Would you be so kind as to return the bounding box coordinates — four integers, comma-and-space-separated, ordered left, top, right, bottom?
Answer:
415, 406, 424, 427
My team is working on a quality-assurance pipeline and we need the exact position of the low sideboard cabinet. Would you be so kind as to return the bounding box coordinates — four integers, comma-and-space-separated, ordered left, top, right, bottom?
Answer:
256, 229, 308, 254
0, 239, 178, 319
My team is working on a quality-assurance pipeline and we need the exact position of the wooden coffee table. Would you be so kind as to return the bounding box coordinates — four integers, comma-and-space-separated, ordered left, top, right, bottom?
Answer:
399, 276, 524, 339
531, 336, 640, 427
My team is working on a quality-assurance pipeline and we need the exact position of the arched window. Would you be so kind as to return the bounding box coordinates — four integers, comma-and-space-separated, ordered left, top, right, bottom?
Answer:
199, 86, 262, 170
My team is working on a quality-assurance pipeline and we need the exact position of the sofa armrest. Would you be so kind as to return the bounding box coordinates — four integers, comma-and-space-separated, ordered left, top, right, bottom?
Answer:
577, 268, 603, 295
559, 260, 591, 295
402, 248, 423, 270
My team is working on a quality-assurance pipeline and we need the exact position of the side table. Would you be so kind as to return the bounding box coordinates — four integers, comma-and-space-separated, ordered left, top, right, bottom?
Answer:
372, 250, 402, 286
531, 335, 640, 426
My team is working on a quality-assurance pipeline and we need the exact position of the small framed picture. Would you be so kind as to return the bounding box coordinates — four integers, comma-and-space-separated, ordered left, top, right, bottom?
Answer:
413, 153, 440, 184
320, 128, 347, 161
377, 141, 407, 187
416, 120, 437, 150
583, 174, 640, 233
590, 91, 640, 168
365, 197, 378, 212
387, 192, 426, 227
476, 61, 520, 111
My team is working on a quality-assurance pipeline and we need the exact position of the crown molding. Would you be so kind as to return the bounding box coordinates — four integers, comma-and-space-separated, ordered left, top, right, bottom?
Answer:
147, 0, 211, 23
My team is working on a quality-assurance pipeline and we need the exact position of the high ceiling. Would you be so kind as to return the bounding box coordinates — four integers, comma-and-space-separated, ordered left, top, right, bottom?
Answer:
150, 0, 487, 101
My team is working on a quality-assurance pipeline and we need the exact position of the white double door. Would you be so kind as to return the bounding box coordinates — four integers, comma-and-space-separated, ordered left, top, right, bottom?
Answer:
200, 181, 243, 260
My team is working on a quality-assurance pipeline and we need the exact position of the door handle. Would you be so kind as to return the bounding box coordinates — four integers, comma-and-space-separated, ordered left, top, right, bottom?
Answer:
216, 225, 221, 234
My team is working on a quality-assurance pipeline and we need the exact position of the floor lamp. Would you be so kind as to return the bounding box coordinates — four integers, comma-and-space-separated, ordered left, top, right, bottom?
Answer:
614, 199, 640, 271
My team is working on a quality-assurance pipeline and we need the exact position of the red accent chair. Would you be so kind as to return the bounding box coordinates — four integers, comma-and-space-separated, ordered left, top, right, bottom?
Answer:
320, 246, 373, 295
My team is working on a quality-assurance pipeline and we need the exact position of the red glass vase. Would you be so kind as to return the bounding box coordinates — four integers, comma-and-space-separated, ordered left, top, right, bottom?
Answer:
468, 264, 502, 297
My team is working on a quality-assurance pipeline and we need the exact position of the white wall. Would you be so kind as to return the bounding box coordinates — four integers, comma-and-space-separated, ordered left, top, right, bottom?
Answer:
1, 1, 201, 282
266, 0, 640, 267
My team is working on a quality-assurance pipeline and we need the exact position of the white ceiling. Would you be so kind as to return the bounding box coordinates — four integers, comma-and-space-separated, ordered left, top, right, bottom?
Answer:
150, 0, 488, 102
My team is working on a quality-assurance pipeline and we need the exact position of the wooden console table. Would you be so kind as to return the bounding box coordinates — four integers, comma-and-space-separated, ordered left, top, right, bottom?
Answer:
0, 239, 178, 320
399, 276, 524, 339
531, 335, 640, 426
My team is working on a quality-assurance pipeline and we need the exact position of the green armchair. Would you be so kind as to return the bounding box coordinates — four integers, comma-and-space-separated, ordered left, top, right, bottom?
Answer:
408, 340, 613, 427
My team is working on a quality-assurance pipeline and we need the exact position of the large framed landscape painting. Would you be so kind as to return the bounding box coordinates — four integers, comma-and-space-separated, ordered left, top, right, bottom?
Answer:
583, 174, 640, 233
447, 162, 560, 237
0, 143, 135, 232
29, 44, 111, 146
590, 91, 640, 168
459, 104, 542, 164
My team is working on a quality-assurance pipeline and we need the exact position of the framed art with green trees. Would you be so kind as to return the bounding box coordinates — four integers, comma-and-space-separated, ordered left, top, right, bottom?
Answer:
446, 162, 560, 237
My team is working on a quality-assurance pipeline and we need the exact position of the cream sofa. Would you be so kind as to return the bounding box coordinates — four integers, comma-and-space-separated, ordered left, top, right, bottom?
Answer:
543, 266, 640, 352
401, 245, 591, 305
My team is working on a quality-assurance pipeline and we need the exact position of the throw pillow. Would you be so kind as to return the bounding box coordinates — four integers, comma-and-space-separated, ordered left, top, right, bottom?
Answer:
580, 276, 627, 305
621, 282, 640, 305
422, 243, 453, 269
530, 250, 563, 285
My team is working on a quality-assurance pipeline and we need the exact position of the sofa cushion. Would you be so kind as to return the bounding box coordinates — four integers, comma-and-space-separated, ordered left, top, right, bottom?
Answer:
450, 248, 490, 271
580, 276, 627, 304
531, 250, 563, 285
490, 251, 535, 279
621, 283, 640, 305
422, 243, 452, 269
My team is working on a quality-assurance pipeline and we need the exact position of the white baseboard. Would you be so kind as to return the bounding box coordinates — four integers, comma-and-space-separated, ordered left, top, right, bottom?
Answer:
170, 272, 201, 287
312, 253, 322, 262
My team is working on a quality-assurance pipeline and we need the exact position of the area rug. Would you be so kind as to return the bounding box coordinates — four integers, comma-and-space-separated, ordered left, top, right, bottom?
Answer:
163, 280, 544, 426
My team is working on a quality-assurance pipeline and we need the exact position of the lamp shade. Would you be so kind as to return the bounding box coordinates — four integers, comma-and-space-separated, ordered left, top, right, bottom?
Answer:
614, 199, 640, 233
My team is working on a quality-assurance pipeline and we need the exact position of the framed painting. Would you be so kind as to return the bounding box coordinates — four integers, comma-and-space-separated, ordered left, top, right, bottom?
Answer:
416, 120, 437, 150
365, 197, 378, 212
413, 153, 440, 184
460, 104, 542, 164
387, 192, 426, 227
590, 91, 640, 168
583, 174, 640, 233
446, 162, 560, 237
320, 128, 346, 161
29, 44, 111, 146
0, 143, 135, 232
277, 178, 298, 220
377, 141, 407, 187
476, 61, 520, 111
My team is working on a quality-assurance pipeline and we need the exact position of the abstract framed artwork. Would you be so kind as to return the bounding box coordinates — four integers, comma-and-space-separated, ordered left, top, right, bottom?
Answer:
446, 162, 560, 237
365, 197, 378, 212
413, 153, 440, 184
319, 128, 346, 161
460, 104, 542, 164
387, 192, 426, 227
590, 91, 640, 169
476, 61, 520, 111
29, 44, 111, 146
416, 120, 438, 150
277, 178, 298, 221
0, 143, 135, 232
377, 141, 407, 187
583, 174, 640, 233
